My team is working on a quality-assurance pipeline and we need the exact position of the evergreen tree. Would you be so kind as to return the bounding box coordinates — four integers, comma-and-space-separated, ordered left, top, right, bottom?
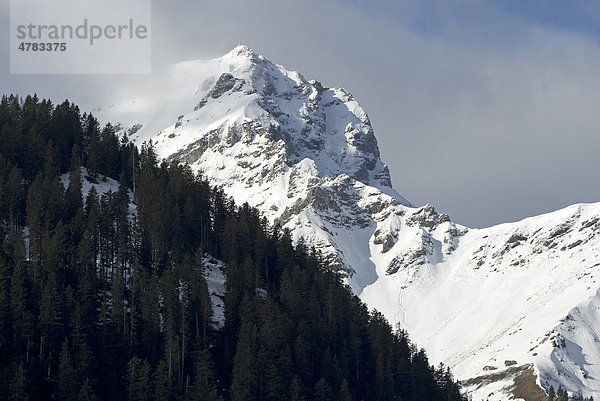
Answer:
10, 261, 34, 365
556, 386, 568, 401
77, 378, 99, 401
289, 375, 304, 401
314, 377, 334, 401
5, 166, 25, 229
187, 348, 222, 401
338, 379, 353, 401
64, 161, 83, 223
153, 358, 174, 401
230, 305, 261, 401
0, 255, 14, 367
58, 340, 79, 401
40, 271, 64, 364
547, 385, 555, 401
9, 362, 30, 401
127, 356, 152, 401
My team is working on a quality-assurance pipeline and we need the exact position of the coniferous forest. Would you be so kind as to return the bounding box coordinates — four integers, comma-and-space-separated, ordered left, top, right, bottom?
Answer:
0, 94, 466, 401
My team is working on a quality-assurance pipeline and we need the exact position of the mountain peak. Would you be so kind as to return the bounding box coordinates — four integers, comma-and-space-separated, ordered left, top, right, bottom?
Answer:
104, 46, 400, 196
96, 43, 412, 288
225, 44, 257, 59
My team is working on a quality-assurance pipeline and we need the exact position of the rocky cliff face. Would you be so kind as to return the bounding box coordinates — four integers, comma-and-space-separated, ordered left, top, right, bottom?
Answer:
97, 45, 600, 400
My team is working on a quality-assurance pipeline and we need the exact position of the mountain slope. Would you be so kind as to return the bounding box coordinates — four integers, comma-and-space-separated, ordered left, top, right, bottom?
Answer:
97, 45, 600, 400
363, 202, 600, 400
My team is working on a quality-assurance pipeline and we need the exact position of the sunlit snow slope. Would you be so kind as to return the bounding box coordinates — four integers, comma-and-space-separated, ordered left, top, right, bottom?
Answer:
96, 45, 600, 400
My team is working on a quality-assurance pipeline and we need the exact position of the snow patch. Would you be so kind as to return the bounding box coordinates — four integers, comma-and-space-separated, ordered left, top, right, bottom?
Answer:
202, 255, 226, 329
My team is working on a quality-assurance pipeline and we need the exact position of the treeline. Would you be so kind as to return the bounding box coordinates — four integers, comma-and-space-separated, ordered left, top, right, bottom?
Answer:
0, 94, 466, 401
547, 385, 594, 401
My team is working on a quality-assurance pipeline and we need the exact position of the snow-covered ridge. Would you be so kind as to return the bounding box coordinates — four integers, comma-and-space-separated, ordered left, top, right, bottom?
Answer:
363, 202, 600, 400
97, 46, 600, 400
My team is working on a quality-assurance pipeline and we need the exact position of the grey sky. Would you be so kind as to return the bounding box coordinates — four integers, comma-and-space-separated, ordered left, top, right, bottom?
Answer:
2, 0, 599, 228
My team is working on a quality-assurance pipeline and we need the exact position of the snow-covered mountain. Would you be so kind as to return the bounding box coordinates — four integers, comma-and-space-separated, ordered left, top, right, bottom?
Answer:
96, 45, 600, 400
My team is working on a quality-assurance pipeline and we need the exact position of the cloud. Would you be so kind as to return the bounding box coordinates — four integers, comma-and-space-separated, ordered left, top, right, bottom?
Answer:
2, 0, 599, 227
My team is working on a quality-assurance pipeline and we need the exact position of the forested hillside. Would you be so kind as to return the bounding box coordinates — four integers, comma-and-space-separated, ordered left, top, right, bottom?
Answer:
0, 94, 464, 401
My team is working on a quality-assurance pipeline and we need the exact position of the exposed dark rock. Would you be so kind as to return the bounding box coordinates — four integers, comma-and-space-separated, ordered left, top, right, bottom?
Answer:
209, 73, 239, 98
507, 233, 528, 244
194, 99, 207, 111
548, 223, 573, 240
581, 217, 600, 231
386, 256, 404, 275
127, 123, 143, 136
